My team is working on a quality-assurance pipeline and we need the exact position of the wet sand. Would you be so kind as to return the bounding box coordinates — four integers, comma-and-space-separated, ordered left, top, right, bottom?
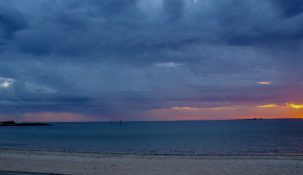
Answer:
0, 150, 303, 175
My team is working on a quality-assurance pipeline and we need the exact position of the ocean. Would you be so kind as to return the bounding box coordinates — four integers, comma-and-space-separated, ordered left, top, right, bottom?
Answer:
1, 119, 303, 155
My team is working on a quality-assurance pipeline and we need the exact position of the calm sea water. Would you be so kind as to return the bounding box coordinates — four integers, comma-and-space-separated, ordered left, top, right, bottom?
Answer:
1, 120, 303, 155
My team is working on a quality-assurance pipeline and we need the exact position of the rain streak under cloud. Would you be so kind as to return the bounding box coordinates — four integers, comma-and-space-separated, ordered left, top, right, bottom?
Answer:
1, 0, 303, 121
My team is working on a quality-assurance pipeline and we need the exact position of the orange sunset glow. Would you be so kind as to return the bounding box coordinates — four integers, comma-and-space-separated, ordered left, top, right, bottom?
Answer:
149, 103, 303, 121
1, 103, 302, 122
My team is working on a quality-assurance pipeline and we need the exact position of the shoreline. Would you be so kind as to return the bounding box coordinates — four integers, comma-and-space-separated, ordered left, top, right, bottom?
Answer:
2, 148, 303, 157
0, 150, 303, 175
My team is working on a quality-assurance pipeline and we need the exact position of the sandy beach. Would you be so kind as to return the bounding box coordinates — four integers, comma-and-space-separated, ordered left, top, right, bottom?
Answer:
0, 150, 302, 175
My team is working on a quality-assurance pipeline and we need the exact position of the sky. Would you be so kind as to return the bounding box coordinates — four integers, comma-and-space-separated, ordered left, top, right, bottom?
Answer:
0, 0, 303, 122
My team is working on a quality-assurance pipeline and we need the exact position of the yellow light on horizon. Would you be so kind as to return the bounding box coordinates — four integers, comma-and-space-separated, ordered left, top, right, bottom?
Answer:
258, 104, 278, 108
258, 81, 271, 85
287, 103, 303, 109
171, 107, 200, 111
171, 106, 234, 112
208, 107, 235, 111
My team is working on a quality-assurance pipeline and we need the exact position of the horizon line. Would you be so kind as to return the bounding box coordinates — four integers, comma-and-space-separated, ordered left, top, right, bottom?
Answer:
5, 117, 303, 123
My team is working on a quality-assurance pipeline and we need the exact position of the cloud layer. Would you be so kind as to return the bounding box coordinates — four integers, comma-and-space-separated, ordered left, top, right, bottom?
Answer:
0, 0, 303, 121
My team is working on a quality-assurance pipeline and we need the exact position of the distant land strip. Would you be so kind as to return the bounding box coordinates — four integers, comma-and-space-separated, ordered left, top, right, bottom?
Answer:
0, 171, 69, 175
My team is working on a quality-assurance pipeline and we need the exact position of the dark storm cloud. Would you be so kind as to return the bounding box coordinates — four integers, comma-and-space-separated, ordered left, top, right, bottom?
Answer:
163, 0, 185, 22
0, 0, 302, 56
0, 3, 27, 44
1, 0, 300, 58
274, 0, 303, 17
0, 0, 303, 120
